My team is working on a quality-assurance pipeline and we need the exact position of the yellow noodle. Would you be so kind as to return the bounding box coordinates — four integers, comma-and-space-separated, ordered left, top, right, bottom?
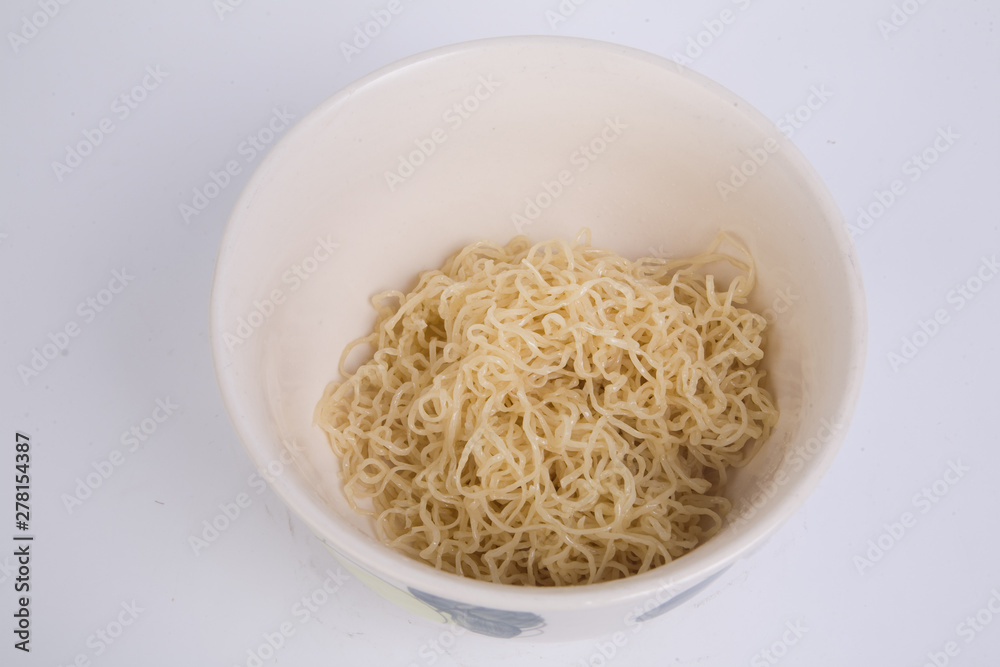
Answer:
314, 230, 778, 586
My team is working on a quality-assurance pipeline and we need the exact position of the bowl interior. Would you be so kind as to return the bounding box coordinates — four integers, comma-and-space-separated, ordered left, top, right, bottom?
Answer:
211, 36, 865, 610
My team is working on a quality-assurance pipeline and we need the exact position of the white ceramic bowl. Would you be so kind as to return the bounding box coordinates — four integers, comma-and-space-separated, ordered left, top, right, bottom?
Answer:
210, 36, 866, 640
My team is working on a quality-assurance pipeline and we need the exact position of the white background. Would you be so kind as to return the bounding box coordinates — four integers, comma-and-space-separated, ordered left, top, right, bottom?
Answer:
2, 1, 999, 665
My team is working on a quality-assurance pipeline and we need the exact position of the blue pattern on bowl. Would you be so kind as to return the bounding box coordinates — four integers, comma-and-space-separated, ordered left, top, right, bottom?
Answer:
408, 587, 545, 638
635, 566, 732, 623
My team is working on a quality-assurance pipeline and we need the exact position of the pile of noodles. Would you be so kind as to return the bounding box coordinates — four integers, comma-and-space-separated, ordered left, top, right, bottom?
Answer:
315, 231, 778, 586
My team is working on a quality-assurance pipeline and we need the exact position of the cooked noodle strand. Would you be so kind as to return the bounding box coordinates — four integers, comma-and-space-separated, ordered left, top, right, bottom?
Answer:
315, 232, 778, 586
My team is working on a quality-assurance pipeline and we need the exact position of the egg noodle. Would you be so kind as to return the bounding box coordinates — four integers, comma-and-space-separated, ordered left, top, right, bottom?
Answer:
315, 231, 778, 586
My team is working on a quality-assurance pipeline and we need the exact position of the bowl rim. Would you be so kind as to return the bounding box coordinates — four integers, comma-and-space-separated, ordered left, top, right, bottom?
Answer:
210, 34, 868, 613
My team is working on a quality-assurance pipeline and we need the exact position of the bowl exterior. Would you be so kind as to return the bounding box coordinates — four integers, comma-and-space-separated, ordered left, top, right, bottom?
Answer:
323, 541, 733, 640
